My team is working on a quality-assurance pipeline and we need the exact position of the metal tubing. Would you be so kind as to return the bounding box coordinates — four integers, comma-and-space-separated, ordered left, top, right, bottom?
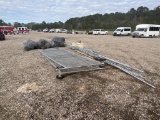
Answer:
69, 45, 143, 73
68, 45, 155, 88
105, 60, 144, 78
104, 59, 155, 88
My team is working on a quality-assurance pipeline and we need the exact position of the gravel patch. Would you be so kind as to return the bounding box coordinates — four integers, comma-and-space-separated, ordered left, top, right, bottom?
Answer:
0, 32, 160, 119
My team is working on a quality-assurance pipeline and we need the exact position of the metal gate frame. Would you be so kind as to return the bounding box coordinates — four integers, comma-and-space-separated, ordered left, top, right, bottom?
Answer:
39, 48, 104, 79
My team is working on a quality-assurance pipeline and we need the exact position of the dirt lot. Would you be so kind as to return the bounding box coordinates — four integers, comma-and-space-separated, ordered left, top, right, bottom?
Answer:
0, 31, 160, 120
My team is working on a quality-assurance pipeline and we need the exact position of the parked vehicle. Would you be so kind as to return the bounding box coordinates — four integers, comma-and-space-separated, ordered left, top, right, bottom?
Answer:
113, 27, 131, 36
92, 29, 108, 35
0, 31, 5, 40
132, 24, 160, 38
17, 27, 29, 34
49, 29, 55, 33
55, 29, 62, 33
61, 29, 67, 33
0, 26, 13, 35
43, 28, 49, 32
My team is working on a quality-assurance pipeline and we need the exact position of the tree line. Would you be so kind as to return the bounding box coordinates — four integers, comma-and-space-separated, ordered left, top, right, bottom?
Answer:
65, 6, 160, 31
0, 6, 160, 31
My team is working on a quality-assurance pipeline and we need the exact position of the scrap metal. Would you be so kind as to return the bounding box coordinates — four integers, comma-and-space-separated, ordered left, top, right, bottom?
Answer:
68, 45, 155, 88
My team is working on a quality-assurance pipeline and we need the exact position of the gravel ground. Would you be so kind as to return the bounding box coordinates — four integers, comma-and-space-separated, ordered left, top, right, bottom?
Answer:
0, 31, 160, 120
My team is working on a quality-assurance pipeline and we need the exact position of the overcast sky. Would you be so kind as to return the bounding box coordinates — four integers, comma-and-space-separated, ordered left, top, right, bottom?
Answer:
1, 0, 160, 24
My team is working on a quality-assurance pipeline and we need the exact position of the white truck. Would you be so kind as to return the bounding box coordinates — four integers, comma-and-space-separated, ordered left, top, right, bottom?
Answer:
113, 27, 131, 36
132, 24, 160, 38
92, 29, 108, 35
49, 29, 55, 33
55, 29, 62, 33
43, 28, 49, 32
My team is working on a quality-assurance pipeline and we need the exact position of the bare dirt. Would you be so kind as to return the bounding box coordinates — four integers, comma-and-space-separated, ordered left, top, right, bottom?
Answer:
0, 31, 160, 120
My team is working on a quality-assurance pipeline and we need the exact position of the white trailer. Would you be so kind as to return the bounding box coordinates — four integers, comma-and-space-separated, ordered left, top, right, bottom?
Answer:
55, 29, 62, 33
113, 27, 131, 36
132, 24, 160, 38
92, 29, 108, 35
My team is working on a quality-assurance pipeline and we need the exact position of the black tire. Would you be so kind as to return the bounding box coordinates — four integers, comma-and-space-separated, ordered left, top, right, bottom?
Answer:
99, 64, 105, 68
4, 31, 8, 35
153, 35, 155, 38
56, 75, 64, 79
140, 34, 144, 38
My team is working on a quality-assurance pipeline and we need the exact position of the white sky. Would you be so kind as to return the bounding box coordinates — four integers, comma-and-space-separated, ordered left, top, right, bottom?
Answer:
0, 0, 160, 23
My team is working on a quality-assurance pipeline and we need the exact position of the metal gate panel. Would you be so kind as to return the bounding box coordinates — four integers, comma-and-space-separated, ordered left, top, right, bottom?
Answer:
39, 48, 104, 77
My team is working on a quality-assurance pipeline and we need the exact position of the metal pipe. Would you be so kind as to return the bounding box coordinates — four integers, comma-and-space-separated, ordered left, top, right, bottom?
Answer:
68, 45, 155, 88
104, 60, 155, 88
105, 60, 145, 78
69, 45, 143, 72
